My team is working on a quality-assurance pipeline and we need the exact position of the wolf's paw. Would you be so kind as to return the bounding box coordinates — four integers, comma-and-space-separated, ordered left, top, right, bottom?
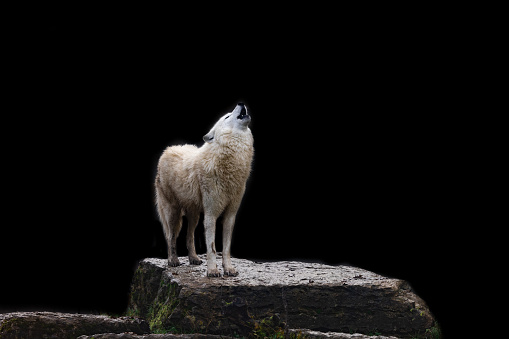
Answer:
207, 267, 221, 277
224, 267, 238, 277
189, 256, 203, 265
168, 258, 181, 267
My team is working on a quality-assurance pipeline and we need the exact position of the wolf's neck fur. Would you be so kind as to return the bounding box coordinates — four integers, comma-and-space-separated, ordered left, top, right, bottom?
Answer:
200, 132, 253, 186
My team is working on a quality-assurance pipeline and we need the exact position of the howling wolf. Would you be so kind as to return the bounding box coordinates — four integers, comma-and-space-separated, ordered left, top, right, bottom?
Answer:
155, 103, 254, 277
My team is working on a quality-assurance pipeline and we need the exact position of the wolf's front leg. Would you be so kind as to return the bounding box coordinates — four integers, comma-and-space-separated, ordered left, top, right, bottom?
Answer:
222, 213, 238, 276
204, 213, 220, 277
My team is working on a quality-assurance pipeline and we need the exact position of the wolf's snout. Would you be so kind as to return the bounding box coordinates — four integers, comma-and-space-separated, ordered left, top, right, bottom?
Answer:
237, 103, 249, 120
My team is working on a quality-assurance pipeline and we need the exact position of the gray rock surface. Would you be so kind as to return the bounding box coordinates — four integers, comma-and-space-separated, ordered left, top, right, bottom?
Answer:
289, 329, 399, 338
77, 334, 228, 339
0, 311, 149, 339
127, 255, 435, 338
77, 331, 399, 339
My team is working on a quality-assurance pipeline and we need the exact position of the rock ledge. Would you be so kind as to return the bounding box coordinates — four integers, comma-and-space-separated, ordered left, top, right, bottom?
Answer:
127, 255, 434, 338
0, 311, 149, 339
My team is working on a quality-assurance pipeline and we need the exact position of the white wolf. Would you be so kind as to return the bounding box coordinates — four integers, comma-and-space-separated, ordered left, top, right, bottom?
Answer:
155, 103, 254, 277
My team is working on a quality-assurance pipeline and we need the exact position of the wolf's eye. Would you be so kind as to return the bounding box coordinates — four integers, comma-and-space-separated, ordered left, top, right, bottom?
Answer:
224, 115, 230, 120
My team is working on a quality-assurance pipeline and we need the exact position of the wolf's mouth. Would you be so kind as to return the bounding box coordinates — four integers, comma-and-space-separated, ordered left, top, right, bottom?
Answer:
237, 105, 248, 120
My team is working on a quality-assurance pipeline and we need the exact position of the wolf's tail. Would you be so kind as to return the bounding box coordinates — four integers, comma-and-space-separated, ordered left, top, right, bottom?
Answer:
154, 174, 168, 236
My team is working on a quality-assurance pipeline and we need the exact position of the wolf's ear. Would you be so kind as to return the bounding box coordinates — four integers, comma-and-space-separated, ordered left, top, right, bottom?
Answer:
203, 130, 214, 143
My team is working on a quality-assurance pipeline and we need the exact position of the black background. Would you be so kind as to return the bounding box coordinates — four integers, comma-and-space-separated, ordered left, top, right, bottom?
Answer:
2, 8, 462, 337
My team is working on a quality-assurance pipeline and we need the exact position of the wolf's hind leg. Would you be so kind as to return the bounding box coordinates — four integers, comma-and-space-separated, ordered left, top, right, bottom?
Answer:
165, 207, 183, 267
186, 210, 202, 265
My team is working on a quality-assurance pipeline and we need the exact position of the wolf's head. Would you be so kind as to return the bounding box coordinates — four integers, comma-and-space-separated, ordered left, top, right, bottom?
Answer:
203, 103, 252, 145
